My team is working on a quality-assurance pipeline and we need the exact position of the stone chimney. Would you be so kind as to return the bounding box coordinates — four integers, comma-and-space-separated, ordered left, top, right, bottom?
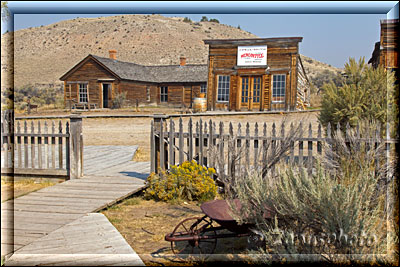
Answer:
109, 50, 117, 60
179, 56, 186, 66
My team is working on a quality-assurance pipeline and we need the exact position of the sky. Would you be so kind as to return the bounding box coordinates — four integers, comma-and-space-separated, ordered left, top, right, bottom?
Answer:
2, 2, 398, 69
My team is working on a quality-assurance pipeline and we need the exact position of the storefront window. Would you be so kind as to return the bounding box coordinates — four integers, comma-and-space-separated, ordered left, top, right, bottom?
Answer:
272, 74, 286, 103
217, 75, 230, 102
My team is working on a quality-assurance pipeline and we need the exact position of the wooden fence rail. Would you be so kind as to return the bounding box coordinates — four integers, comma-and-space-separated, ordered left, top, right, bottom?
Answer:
1, 110, 83, 179
150, 115, 397, 176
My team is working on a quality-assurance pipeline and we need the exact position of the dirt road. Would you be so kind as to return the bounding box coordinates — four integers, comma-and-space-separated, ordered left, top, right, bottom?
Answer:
82, 111, 320, 161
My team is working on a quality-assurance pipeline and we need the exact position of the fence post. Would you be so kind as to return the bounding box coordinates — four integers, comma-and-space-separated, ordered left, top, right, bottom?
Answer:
153, 114, 169, 173
69, 115, 83, 179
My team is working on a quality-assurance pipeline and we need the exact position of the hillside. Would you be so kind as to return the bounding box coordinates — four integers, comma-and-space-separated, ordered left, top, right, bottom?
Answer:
1, 14, 341, 91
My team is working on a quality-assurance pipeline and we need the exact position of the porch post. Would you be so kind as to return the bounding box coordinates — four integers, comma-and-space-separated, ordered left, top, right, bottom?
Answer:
153, 114, 169, 173
69, 115, 83, 179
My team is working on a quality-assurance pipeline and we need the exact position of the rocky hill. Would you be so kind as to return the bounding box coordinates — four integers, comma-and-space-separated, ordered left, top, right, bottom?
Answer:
1, 14, 341, 90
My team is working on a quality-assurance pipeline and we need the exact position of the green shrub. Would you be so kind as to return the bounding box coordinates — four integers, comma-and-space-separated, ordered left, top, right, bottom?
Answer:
200, 16, 208, 22
209, 18, 219, 23
144, 160, 217, 203
183, 17, 192, 23
318, 57, 397, 136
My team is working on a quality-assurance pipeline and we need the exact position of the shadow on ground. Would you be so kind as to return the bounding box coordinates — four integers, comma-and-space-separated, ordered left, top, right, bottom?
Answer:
119, 171, 149, 180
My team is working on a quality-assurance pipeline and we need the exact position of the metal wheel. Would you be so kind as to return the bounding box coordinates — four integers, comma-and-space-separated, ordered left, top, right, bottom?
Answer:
169, 216, 217, 260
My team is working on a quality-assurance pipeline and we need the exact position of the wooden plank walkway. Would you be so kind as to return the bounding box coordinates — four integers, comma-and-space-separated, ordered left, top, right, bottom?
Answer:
1, 175, 146, 263
2, 145, 151, 266
4, 213, 144, 266
83, 145, 150, 179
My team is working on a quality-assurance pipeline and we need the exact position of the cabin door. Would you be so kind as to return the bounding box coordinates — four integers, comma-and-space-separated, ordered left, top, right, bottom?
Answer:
102, 83, 110, 108
240, 76, 261, 110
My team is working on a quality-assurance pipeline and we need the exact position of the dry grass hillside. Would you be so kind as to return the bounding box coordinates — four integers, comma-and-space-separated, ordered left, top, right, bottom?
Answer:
1, 14, 341, 92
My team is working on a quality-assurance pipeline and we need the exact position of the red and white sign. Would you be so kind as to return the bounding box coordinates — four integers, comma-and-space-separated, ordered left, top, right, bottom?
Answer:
237, 46, 267, 66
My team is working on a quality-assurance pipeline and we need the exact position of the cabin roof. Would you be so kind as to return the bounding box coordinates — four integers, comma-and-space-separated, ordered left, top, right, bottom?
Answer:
60, 54, 207, 83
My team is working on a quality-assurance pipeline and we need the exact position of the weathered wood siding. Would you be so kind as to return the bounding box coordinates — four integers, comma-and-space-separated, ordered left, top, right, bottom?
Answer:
63, 58, 117, 107
206, 40, 301, 111
184, 86, 192, 106
120, 80, 157, 105
380, 19, 398, 69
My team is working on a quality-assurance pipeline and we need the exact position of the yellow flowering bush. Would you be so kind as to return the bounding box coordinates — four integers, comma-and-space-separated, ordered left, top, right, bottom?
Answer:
144, 161, 217, 203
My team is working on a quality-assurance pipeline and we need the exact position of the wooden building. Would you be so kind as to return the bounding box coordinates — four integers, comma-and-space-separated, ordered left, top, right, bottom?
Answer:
203, 37, 309, 111
368, 19, 399, 71
60, 50, 208, 109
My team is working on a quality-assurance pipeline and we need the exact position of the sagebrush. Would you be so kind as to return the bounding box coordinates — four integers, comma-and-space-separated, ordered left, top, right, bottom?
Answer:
229, 121, 397, 264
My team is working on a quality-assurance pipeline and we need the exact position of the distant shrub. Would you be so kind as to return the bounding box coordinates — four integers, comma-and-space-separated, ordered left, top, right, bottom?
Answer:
209, 18, 219, 23
144, 161, 217, 203
111, 92, 127, 109
200, 16, 208, 22
310, 69, 342, 92
183, 17, 192, 23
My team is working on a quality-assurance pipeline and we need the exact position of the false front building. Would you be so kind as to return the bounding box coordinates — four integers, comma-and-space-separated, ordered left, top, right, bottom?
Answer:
204, 37, 310, 111
60, 50, 208, 109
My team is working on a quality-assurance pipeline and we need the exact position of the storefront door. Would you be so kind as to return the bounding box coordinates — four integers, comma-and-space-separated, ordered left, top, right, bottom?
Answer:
240, 77, 250, 109
251, 76, 261, 110
240, 76, 262, 110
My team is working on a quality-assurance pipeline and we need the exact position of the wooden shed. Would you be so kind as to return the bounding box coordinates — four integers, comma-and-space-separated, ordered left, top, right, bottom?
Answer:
203, 37, 309, 111
60, 51, 208, 109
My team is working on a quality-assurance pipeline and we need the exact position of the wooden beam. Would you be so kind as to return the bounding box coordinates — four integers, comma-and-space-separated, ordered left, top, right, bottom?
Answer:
99, 83, 103, 108
87, 83, 91, 111
249, 77, 254, 111
1, 168, 68, 177
236, 76, 241, 111
260, 75, 265, 111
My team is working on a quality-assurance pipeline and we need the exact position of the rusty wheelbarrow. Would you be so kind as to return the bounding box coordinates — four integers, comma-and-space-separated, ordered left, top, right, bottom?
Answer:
165, 199, 275, 259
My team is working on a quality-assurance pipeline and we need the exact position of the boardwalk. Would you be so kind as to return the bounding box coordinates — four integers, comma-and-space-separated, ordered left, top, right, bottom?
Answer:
84, 146, 150, 179
2, 145, 150, 266
5, 214, 144, 266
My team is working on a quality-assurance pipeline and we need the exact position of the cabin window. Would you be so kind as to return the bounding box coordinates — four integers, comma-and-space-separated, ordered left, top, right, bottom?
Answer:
146, 87, 151, 102
272, 74, 286, 103
217, 75, 230, 102
160, 86, 168, 102
79, 83, 88, 103
200, 84, 207, 96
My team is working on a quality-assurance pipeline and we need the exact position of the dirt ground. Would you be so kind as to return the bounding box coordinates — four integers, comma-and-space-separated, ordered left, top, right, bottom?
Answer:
81, 111, 320, 162
101, 195, 253, 266
1, 178, 60, 202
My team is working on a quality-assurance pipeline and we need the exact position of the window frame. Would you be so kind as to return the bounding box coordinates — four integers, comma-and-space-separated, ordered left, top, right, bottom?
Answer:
78, 83, 88, 103
271, 74, 286, 103
216, 75, 230, 103
252, 76, 261, 103
200, 83, 207, 96
160, 86, 168, 103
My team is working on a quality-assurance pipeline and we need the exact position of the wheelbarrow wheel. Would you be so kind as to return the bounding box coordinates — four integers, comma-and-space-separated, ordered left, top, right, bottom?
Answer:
170, 216, 217, 260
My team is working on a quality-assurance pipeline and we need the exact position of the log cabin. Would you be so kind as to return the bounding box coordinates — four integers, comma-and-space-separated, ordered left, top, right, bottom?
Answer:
203, 37, 310, 111
368, 19, 398, 73
60, 50, 208, 109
